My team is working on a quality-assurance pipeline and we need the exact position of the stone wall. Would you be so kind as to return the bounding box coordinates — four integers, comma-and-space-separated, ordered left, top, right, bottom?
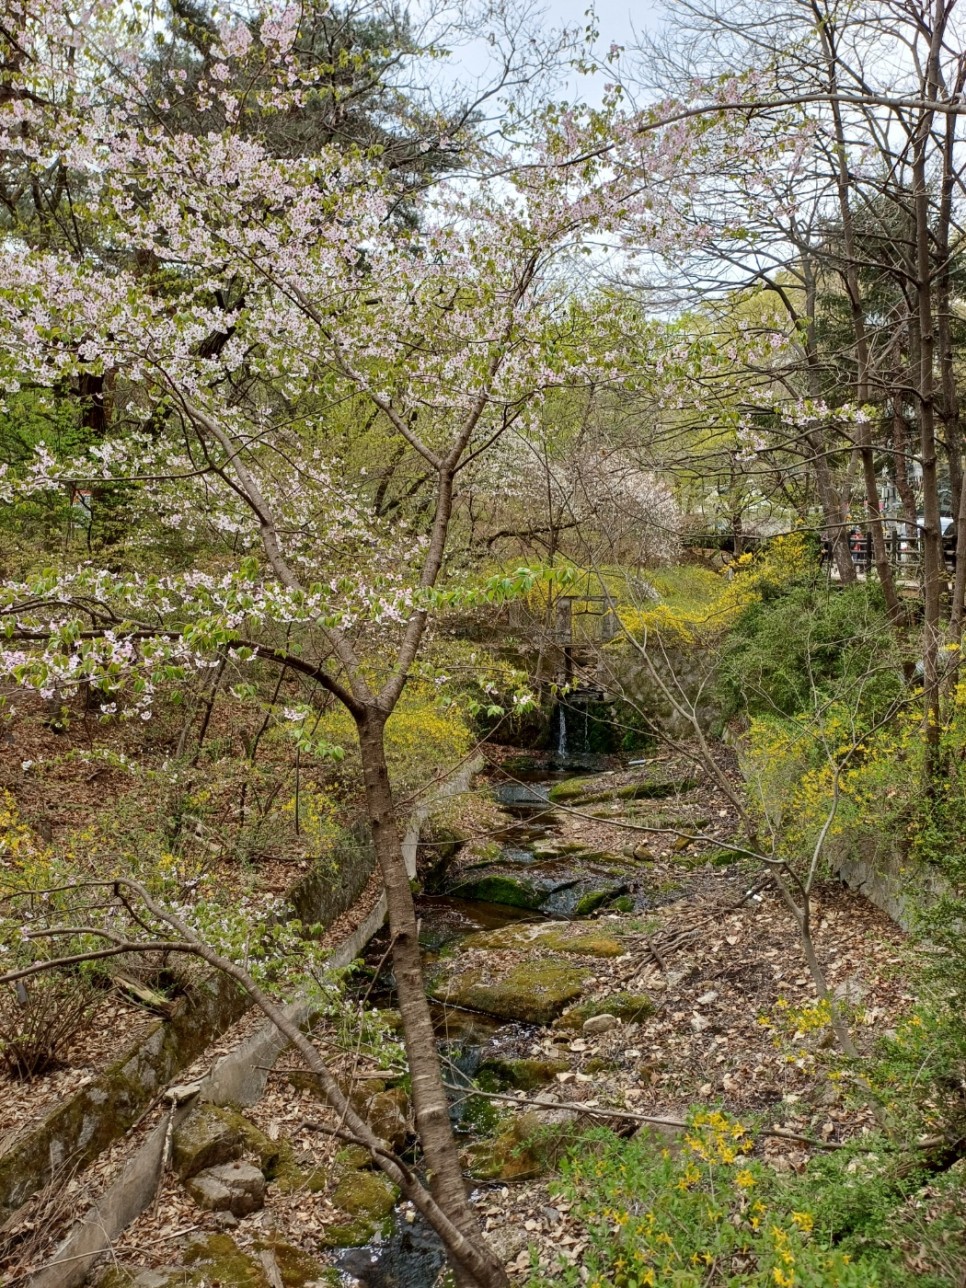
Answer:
605, 642, 722, 741
830, 831, 954, 931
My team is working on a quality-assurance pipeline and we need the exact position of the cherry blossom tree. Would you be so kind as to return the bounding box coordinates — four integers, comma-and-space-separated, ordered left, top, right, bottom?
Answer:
0, 2, 746, 1280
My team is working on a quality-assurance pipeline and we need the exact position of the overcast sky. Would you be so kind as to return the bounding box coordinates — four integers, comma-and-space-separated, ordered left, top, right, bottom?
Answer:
547, 0, 660, 47
429, 0, 666, 110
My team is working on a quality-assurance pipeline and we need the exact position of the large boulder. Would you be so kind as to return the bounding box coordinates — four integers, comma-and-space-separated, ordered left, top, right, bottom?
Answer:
322, 1170, 398, 1249
364, 1088, 410, 1152
429, 958, 590, 1024
171, 1104, 243, 1180
461, 921, 625, 958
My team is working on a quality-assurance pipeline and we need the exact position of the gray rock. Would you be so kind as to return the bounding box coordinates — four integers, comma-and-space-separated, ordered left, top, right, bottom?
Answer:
582, 1013, 619, 1035
486, 1224, 530, 1261
185, 1160, 265, 1217
171, 1103, 242, 1180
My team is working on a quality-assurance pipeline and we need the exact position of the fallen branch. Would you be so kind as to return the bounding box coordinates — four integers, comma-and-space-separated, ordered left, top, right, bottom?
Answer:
455, 1087, 848, 1151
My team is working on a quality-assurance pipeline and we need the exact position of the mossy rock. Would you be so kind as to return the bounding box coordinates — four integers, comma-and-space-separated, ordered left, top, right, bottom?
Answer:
461, 922, 625, 958
446, 873, 543, 909
478, 1056, 570, 1091
332, 1169, 397, 1218
572, 889, 614, 917
209, 1106, 282, 1179
286, 1069, 382, 1113
609, 895, 635, 913
547, 776, 607, 803
464, 1112, 581, 1181
365, 1087, 410, 1152
531, 840, 589, 858
705, 847, 742, 867
171, 1104, 243, 1180
429, 958, 590, 1024
256, 1237, 329, 1287
267, 1140, 306, 1194
269, 1132, 373, 1197
335, 1144, 373, 1171
555, 992, 655, 1030
320, 1170, 397, 1248
183, 1233, 269, 1287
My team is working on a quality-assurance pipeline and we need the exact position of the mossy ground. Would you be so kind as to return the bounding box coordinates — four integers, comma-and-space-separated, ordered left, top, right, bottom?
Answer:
555, 991, 655, 1030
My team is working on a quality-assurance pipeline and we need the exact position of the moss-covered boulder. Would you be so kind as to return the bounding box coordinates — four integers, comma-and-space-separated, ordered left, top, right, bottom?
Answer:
207, 1106, 283, 1179
171, 1104, 243, 1180
464, 1112, 581, 1181
365, 1087, 410, 1152
461, 922, 625, 958
256, 1237, 330, 1287
446, 873, 543, 909
321, 1170, 398, 1248
183, 1233, 269, 1286
478, 1056, 570, 1090
429, 959, 590, 1024
555, 992, 655, 1030
547, 776, 603, 803
572, 888, 613, 916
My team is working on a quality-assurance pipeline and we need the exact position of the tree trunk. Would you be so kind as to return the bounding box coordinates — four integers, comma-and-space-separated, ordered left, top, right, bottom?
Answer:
912, 3, 947, 786
799, 254, 855, 584
356, 710, 508, 1288
813, 0, 902, 619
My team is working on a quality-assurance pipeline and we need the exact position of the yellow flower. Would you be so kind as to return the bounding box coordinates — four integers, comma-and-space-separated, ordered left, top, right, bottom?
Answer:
736, 1169, 756, 1189
791, 1211, 814, 1234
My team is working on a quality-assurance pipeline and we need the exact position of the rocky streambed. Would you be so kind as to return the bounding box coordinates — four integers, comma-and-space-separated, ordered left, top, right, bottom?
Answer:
329, 756, 707, 1285
32, 748, 906, 1288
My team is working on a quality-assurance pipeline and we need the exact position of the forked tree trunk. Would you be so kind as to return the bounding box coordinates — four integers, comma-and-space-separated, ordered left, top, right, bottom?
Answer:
356, 710, 508, 1288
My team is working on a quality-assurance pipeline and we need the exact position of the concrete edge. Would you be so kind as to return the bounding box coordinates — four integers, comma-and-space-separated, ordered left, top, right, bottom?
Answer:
26, 755, 482, 1287
26, 891, 389, 1288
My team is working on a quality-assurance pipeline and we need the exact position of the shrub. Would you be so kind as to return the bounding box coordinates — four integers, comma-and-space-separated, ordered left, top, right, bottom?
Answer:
528, 1111, 877, 1288
0, 970, 101, 1080
718, 580, 901, 721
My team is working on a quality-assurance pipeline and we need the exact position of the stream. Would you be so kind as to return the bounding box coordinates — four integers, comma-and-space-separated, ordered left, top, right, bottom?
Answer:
337, 760, 605, 1287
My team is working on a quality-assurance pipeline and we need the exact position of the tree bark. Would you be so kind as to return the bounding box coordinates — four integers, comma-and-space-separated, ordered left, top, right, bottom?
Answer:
911, 0, 947, 786
356, 710, 508, 1288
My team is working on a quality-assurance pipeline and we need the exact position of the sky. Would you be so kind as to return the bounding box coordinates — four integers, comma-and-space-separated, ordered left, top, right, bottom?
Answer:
425, 0, 665, 108
547, 0, 660, 47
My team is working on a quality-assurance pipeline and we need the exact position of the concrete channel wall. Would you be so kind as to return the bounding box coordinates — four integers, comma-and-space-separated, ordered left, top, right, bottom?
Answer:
831, 831, 955, 931
0, 826, 376, 1229
16, 759, 481, 1286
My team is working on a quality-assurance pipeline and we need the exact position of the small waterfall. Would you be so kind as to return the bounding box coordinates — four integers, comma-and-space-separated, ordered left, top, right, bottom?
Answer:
557, 703, 568, 758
